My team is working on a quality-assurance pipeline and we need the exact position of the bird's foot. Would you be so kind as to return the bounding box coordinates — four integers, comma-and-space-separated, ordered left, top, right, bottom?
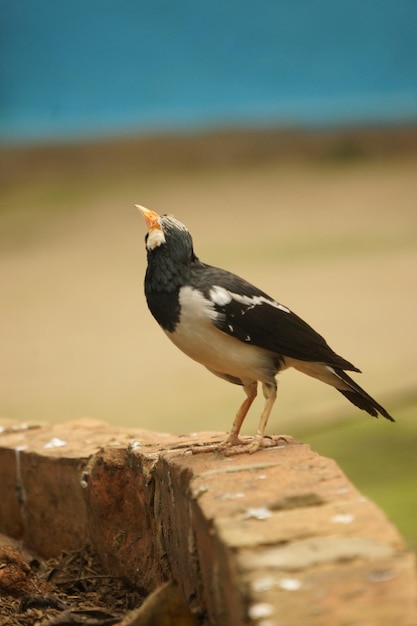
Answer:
223, 434, 292, 456
191, 433, 243, 454
191, 434, 292, 456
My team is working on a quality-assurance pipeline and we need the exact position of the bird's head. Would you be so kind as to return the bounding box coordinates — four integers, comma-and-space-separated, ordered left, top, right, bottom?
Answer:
136, 204, 196, 265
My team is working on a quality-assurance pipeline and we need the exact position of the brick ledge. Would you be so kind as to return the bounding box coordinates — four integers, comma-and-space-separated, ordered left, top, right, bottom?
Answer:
0, 418, 415, 625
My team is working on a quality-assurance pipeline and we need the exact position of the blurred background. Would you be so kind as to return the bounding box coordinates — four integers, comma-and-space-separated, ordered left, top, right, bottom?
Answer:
1, 1, 416, 547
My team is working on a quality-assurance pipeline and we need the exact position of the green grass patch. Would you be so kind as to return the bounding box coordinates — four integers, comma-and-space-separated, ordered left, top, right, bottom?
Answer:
298, 397, 417, 550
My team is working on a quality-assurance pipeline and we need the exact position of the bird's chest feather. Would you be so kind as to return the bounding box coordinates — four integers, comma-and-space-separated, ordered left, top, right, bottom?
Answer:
146, 289, 180, 333
165, 286, 278, 383
144, 256, 186, 332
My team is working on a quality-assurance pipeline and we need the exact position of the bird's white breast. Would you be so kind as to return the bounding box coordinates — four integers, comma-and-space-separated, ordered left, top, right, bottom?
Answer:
165, 286, 277, 384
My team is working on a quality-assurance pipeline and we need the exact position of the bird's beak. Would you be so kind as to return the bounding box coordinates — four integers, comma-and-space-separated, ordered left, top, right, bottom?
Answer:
135, 205, 161, 231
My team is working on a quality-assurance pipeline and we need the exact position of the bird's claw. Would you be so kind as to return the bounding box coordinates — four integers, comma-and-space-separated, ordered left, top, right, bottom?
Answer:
191, 434, 292, 456
223, 434, 292, 455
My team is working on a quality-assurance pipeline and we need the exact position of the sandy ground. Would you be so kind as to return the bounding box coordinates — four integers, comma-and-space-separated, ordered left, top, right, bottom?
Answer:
1, 139, 416, 437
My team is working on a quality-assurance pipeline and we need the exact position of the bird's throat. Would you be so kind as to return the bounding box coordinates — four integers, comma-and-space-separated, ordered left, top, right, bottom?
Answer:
146, 227, 166, 250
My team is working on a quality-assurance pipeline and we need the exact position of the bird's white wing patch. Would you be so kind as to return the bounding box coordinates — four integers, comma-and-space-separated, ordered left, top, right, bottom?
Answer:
231, 292, 291, 313
210, 285, 290, 314
180, 286, 220, 322
209, 285, 232, 306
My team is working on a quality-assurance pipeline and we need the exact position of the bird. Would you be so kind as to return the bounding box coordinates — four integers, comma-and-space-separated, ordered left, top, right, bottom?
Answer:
136, 204, 394, 455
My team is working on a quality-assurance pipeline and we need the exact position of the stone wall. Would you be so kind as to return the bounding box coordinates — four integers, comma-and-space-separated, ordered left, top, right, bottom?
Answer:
0, 418, 415, 625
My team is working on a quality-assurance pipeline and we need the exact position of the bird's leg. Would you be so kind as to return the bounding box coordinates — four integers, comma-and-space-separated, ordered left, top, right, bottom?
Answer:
192, 380, 290, 455
247, 381, 277, 454
224, 380, 290, 455
191, 381, 257, 454
221, 381, 258, 446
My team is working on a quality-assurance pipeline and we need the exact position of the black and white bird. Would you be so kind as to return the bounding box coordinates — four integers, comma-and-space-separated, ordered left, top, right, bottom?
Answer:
136, 205, 394, 454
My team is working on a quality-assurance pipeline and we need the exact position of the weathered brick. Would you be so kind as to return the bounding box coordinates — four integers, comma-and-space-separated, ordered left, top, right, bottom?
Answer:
0, 419, 415, 625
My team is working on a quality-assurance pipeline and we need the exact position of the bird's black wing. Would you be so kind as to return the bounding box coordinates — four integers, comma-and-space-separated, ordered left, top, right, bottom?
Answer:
190, 262, 359, 371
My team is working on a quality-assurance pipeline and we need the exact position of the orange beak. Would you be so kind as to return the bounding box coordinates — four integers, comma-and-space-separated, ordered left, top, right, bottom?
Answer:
135, 205, 161, 231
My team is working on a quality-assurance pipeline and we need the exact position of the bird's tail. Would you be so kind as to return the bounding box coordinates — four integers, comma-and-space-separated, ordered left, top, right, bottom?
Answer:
289, 359, 394, 422
333, 368, 394, 422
